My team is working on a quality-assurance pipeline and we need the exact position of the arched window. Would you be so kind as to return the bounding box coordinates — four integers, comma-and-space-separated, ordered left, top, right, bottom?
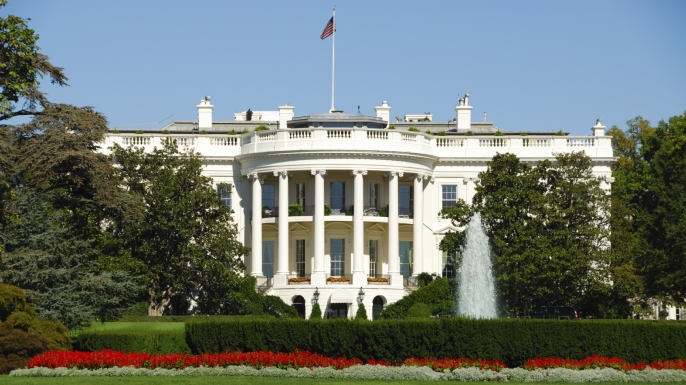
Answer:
372, 296, 385, 320
292, 295, 306, 319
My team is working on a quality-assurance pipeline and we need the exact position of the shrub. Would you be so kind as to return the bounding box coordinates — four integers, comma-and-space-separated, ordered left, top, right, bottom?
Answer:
77, 329, 191, 354
520, 132, 528, 136
110, 129, 120, 134
437, 130, 447, 136
310, 303, 322, 319
254, 124, 270, 131
288, 203, 303, 216
262, 296, 298, 318
0, 322, 47, 374
346, 205, 354, 215
387, 125, 395, 130
162, 129, 170, 134
121, 302, 149, 318
408, 126, 419, 132
355, 304, 368, 320
199, 130, 207, 134
228, 129, 237, 135
241, 128, 249, 134
418, 272, 435, 287
494, 130, 505, 136
0, 283, 31, 321
406, 303, 432, 318
381, 278, 456, 319
379, 205, 389, 217
135, 130, 144, 134
464, 130, 474, 136
425, 130, 432, 135
323, 203, 332, 216
6, 312, 70, 350
555, 129, 565, 136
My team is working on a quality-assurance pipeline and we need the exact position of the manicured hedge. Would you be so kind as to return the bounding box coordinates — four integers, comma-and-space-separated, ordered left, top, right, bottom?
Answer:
185, 318, 686, 367
77, 330, 190, 354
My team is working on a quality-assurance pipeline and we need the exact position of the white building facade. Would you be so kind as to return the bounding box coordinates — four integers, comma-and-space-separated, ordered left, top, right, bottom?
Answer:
103, 96, 614, 320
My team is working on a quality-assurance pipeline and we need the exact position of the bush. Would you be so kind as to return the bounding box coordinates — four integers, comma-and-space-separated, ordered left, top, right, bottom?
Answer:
185, 317, 686, 367
464, 130, 474, 136
379, 205, 389, 217
387, 125, 395, 130
355, 304, 368, 320
494, 130, 505, 136
7, 312, 70, 350
323, 203, 332, 216
77, 330, 190, 354
310, 303, 322, 319
406, 303, 432, 318
228, 129, 237, 135
425, 130, 432, 135
199, 130, 207, 134
121, 302, 149, 318
417, 272, 435, 287
254, 124, 270, 132
437, 130, 447, 136
0, 322, 47, 374
0, 283, 31, 321
520, 132, 528, 136
162, 129, 170, 134
135, 130, 144, 134
288, 203, 303, 216
555, 129, 565, 136
408, 127, 419, 132
381, 278, 456, 319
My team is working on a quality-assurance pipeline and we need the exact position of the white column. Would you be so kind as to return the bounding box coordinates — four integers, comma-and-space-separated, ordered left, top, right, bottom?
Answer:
275, 171, 290, 285
250, 173, 263, 277
412, 174, 425, 276
388, 171, 403, 286
311, 169, 327, 286
352, 169, 367, 285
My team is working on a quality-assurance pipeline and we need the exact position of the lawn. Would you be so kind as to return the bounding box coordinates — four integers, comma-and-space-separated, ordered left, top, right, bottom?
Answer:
80, 322, 184, 332
1, 377, 683, 385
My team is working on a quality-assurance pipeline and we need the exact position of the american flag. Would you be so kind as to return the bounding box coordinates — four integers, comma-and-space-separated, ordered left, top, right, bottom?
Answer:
320, 17, 335, 40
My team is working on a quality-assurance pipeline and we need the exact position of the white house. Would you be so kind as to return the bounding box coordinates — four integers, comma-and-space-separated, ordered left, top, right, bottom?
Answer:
102, 95, 614, 320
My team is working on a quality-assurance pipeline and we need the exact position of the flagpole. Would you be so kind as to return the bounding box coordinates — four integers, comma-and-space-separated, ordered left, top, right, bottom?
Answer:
330, 6, 335, 112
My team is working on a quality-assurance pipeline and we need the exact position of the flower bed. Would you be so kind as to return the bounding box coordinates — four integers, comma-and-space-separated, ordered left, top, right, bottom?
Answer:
326, 277, 350, 283
525, 355, 686, 371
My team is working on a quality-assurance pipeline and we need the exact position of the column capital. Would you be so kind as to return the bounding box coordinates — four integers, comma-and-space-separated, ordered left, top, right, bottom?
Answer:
310, 169, 327, 176
463, 177, 478, 184
248, 172, 264, 181
416, 173, 430, 181
351, 169, 368, 176
273, 170, 292, 178
384, 171, 404, 178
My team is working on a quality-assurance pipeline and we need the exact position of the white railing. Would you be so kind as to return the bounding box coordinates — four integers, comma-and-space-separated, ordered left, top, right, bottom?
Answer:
479, 138, 508, 147
367, 131, 388, 140
401, 133, 418, 142
258, 132, 276, 142
289, 130, 312, 140
210, 137, 238, 146
122, 136, 151, 146
523, 138, 551, 147
328, 130, 351, 139
436, 138, 464, 147
567, 138, 595, 147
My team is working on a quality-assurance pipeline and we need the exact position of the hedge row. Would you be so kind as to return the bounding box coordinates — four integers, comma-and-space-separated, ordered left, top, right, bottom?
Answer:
185, 318, 686, 367
76, 330, 190, 354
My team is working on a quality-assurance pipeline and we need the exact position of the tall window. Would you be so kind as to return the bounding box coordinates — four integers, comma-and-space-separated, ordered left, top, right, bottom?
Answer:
262, 240, 274, 278
369, 240, 378, 276
295, 239, 305, 277
330, 238, 345, 276
442, 250, 458, 279
262, 184, 275, 209
369, 183, 379, 208
399, 241, 413, 278
330, 182, 345, 213
296, 183, 306, 207
399, 185, 413, 217
442, 185, 457, 208
217, 184, 231, 209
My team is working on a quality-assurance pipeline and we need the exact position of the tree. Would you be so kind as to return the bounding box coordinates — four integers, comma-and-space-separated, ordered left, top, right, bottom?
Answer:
111, 140, 249, 315
0, 5, 68, 121
310, 302, 322, 319
634, 112, 686, 305
355, 303, 368, 320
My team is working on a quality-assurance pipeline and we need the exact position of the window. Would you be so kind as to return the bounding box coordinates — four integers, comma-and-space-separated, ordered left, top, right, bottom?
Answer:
399, 241, 413, 278
369, 183, 379, 208
369, 240, 378, 277
328, 303, 348, 319
217, 183, 231, 209
330, 238, 345, 276
296, 183, 306, 207
442, 185, 457, 208
399, 185, 413, 218
442, 250, 459, 279
262, 240, 274, 278
295, 239, 305, 277
262, 184, 274, 209
372, 296, 385, 320
330, 182, 345, 213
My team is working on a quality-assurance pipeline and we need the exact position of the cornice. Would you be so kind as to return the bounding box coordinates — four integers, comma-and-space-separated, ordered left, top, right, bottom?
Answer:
235, 150, 439, 163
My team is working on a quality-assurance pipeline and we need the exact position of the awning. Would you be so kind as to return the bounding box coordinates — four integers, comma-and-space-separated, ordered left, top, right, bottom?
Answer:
329, 288, 354, 304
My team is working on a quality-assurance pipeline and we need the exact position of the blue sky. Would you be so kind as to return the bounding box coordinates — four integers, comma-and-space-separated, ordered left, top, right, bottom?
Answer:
5, 0, 685, 135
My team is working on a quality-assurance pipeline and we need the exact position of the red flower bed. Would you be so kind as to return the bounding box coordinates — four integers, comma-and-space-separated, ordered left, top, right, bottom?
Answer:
524, 355, 686, 371
404, 357, 507, 372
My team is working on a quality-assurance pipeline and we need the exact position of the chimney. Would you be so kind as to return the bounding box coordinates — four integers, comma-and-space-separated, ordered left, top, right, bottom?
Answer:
455, 93, 472, 130
592, 118, 606, 136
278, 104, 295, 129
197, 96, 213, 129
374, 101, 391, 124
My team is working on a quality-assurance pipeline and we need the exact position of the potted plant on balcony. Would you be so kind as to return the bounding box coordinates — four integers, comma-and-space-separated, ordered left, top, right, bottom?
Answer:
326, 276, 350, 283
324, 203, 332, 216
288, 277, 311, 284
379, 205, 389, 217
367, 277, 389, 284
288, 203, 303, 216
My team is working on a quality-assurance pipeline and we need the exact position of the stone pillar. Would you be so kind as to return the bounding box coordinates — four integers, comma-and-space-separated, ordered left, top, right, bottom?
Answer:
412, 174, 425, 276
352, 170, 367, 285
275, 171, 290, 285
387, 171, 403, 286
250, 173, 263, 277
311, 169, 327, 286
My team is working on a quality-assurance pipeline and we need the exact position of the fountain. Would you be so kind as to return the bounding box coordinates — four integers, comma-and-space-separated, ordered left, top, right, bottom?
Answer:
456, 212, 497, 318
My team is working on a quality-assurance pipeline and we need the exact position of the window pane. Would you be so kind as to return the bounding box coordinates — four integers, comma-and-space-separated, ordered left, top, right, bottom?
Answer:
369, 183, 379, 208
369, 240, 378, 276
399, 185, 413, 217
330, 238, 345, 276
399, 241, 413, 278
296, 239, 305, 277
262, 241, 274, 278
296, 183, 306, 207
330, 182, 345, 212
217, 184, 231, 209
263, 185, 275, 209
442, 185, 457, 209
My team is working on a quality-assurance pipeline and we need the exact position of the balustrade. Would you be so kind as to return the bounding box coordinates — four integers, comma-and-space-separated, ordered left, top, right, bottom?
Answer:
366, 131, 388, 140
210, 137, 238, 146
436, 138, 464, 147
122, 136, 151, 146
523, 138, 551, 147
289, 130, 312, 140
479, 138, 508, 147
567, 138, 595, 147
258, 132, 276, 142
327, 130, 351, 139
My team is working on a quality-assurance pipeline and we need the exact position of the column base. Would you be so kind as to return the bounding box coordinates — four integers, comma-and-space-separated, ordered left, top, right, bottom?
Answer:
310, 272, 327, 286
389, 274, 404, 287
273, 274, 288, 286
352, 272, 367, 287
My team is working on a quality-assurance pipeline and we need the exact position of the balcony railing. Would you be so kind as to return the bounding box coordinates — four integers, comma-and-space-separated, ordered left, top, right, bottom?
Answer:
326, 274, 352, 285
287, 274, 312, 285
255, 277, 273, 294
367, 274, 390, 285
399, 207, 413, 219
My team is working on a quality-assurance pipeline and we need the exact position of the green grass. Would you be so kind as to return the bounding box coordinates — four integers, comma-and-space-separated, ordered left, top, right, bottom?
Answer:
81, 322, 184, 332
1, 378, 683, 385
